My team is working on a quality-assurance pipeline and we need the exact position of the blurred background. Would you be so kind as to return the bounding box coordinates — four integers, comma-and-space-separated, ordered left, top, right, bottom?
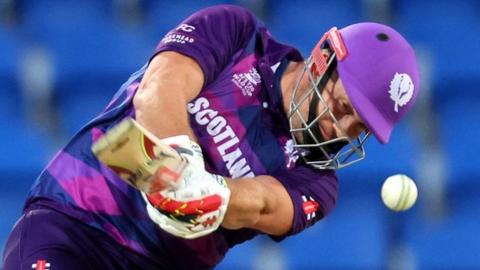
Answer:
0, 0, 479, 269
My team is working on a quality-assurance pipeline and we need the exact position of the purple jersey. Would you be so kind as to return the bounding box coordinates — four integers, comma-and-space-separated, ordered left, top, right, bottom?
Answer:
24, 5, 338, 269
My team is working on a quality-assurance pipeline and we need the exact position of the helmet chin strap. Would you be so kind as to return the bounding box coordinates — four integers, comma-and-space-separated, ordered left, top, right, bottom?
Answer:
301, 58, 347, 162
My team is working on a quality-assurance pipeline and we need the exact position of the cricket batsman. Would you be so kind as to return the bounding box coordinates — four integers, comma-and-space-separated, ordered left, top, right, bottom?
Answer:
2, 4, 419, 269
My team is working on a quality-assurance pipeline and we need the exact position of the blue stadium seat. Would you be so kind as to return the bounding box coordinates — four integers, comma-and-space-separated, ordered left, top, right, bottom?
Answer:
437, 97, 480, 190
0, 118, 50, 254
20, 0, 154, 135
0, 27, 22, 117
216, 236, 262, 269
268, 0, 363, 55
395, 0, 480, 99
19, 0, 113, 26
279, 193, 387, 269
0, 118, 50, 174
21, 0, 152, 95
406, 195, 480, 269
0, 168, 38, 256
0, 188, 30, 257
57, 92, 113, 137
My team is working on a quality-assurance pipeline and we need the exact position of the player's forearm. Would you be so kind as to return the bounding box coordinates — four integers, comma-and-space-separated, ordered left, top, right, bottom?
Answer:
133, 52, 204, 140
222, 176, 293, 235
221, 178, 267, 230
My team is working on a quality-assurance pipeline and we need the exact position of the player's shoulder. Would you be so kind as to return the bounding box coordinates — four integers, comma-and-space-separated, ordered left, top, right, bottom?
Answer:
195, 4, 255, 16
190, 4, 258, 24
293, 165, 338, 180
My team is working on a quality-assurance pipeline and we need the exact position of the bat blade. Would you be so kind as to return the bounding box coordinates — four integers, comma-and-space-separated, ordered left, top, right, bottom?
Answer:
91, 118, 187, 193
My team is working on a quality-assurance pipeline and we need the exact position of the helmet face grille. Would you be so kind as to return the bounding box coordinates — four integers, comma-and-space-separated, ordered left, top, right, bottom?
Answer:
288, 51, 370, 170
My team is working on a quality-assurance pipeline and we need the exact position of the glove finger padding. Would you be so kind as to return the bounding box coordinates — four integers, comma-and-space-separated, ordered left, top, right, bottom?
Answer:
143, 179, 230, 239
144, 192, 225, 239
147, 192, 223, 216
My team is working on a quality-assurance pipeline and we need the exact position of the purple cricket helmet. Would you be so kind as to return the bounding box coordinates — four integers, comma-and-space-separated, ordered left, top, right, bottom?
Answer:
337, 22, 420, 144
288, 22, 420, 169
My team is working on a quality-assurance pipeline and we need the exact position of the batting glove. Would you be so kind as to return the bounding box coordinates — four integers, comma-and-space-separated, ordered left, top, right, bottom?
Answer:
142, 135, 230, 239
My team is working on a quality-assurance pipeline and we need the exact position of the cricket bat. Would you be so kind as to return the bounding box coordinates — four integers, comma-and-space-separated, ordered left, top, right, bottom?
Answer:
91, 117, 188, 194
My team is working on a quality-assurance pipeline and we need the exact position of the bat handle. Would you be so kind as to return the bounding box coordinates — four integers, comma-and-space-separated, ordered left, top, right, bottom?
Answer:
145, 157, 189, 194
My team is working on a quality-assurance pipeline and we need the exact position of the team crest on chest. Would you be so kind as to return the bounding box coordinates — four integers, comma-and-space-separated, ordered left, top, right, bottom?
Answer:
232, 67, 261, 96
232, 55, 262, 97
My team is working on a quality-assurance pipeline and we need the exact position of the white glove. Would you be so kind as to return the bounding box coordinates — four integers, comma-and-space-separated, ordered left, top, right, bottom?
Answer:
159, 135, 205, 171
142, 136, 230, 239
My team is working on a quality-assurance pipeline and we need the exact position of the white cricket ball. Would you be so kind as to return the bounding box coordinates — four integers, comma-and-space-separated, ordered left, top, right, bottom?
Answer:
381, 174, 418, 212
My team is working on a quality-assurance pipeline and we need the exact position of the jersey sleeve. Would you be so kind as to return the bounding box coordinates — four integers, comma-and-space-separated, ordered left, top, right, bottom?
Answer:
153, 5, 258, 86
271, 166, 339, 239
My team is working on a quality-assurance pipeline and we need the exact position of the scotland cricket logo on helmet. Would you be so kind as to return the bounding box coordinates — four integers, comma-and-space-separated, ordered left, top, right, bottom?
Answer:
288, 22, 420, 169
389, 72, 415, 113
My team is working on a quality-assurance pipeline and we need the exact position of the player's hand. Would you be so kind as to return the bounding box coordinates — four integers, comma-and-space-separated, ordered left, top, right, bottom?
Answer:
159, 135, 205, 171
149, 135, 205, 190
142, 170, 230, 239
143, 135, 230, 239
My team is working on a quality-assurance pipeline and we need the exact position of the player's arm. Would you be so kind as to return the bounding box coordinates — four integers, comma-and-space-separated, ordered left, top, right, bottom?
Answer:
134, 5, 256, 140
223, 167, 338, 236
146, 166, 296, 236
223, 176, 294, 236
146, 155, 337, 238
133, 51, 203, 140
141, 135, 294, 236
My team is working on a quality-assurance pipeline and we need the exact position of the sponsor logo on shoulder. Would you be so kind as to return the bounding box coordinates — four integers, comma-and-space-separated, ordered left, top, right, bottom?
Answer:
176, 23, 196, 32
302, 195, 319, 221
161, 23, 196, 45
32, 260, 50, 270
161, 33, 194, 44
